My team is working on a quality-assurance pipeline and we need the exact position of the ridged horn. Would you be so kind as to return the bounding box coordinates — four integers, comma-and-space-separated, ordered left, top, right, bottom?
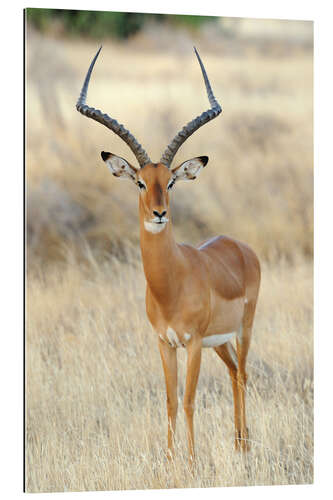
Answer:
76, 46, 151, 168
160, 47, 222, 168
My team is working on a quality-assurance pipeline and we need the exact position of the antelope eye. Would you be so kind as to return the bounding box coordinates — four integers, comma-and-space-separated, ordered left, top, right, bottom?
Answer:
137, 180, 146, 190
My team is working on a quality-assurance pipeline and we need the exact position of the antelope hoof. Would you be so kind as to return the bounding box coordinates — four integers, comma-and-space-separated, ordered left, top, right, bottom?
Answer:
188, 454, 196, 474
235, 428, 250, 452
241, 427, 250, 452
166, 448, 175, 462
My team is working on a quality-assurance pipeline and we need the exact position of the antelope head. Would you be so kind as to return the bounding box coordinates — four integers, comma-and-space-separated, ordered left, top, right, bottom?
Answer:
76, 47, 221, 234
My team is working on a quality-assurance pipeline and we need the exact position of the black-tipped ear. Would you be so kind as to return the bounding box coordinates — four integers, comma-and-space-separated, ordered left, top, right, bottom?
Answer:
101, 153, 138, 181
101, 151, 111, 161
199, 156, 209, 167
172, 156, 208, 181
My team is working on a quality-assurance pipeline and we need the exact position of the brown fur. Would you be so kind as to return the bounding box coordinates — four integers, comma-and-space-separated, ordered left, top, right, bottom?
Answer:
136, 162, 261, 462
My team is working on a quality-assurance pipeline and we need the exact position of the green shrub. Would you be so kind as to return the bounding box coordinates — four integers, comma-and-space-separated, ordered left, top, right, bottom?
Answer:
25, 8, 218, 39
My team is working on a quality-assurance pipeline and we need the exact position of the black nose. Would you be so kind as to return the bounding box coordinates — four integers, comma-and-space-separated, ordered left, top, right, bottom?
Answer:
153, 210, 167, 218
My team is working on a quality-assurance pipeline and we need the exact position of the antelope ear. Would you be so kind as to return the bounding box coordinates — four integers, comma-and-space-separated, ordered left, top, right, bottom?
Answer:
101, 152, 138, 181
171, 156, 208, 181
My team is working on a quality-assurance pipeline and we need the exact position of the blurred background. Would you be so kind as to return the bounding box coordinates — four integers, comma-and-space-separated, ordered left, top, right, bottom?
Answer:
25, 9, 313, 493
26, 8, 313, 265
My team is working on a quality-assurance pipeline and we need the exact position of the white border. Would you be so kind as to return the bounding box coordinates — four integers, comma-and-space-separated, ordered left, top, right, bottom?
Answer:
1, 1, 331, 499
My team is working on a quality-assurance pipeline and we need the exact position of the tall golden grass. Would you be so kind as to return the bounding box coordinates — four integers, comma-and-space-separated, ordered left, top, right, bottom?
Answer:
26, 19, 313, 492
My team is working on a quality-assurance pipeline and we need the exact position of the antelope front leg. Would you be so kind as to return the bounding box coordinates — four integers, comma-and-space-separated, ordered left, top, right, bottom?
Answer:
184, 337, 202, 465
158, 338, 178, 460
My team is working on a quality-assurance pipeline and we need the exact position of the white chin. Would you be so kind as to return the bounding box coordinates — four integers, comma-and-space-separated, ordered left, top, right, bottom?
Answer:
144, 221, 167, 234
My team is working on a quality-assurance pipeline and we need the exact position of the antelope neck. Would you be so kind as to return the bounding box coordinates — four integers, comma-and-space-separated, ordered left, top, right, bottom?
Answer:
139, 205, 183, 303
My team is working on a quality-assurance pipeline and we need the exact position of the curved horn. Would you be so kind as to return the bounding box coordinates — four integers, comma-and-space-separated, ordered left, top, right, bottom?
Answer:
160, 47, 222, 168
76, 46, 151, 168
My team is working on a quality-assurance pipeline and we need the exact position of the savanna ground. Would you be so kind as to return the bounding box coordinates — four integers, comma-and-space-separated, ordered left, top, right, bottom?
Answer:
25, 18, 313, 492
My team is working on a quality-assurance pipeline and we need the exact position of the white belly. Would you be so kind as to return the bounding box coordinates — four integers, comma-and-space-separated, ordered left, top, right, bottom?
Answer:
202, 332, 236, 348
159, 328, 236, 349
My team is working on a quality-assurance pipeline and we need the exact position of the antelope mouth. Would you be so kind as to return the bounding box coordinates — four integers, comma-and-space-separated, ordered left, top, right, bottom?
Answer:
151, 217, 169, 225
144, 218, 169, 234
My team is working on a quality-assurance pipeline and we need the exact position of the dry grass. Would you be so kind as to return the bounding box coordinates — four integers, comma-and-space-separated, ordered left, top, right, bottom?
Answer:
26, 251, 313, 492
25, 18, 313, 492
